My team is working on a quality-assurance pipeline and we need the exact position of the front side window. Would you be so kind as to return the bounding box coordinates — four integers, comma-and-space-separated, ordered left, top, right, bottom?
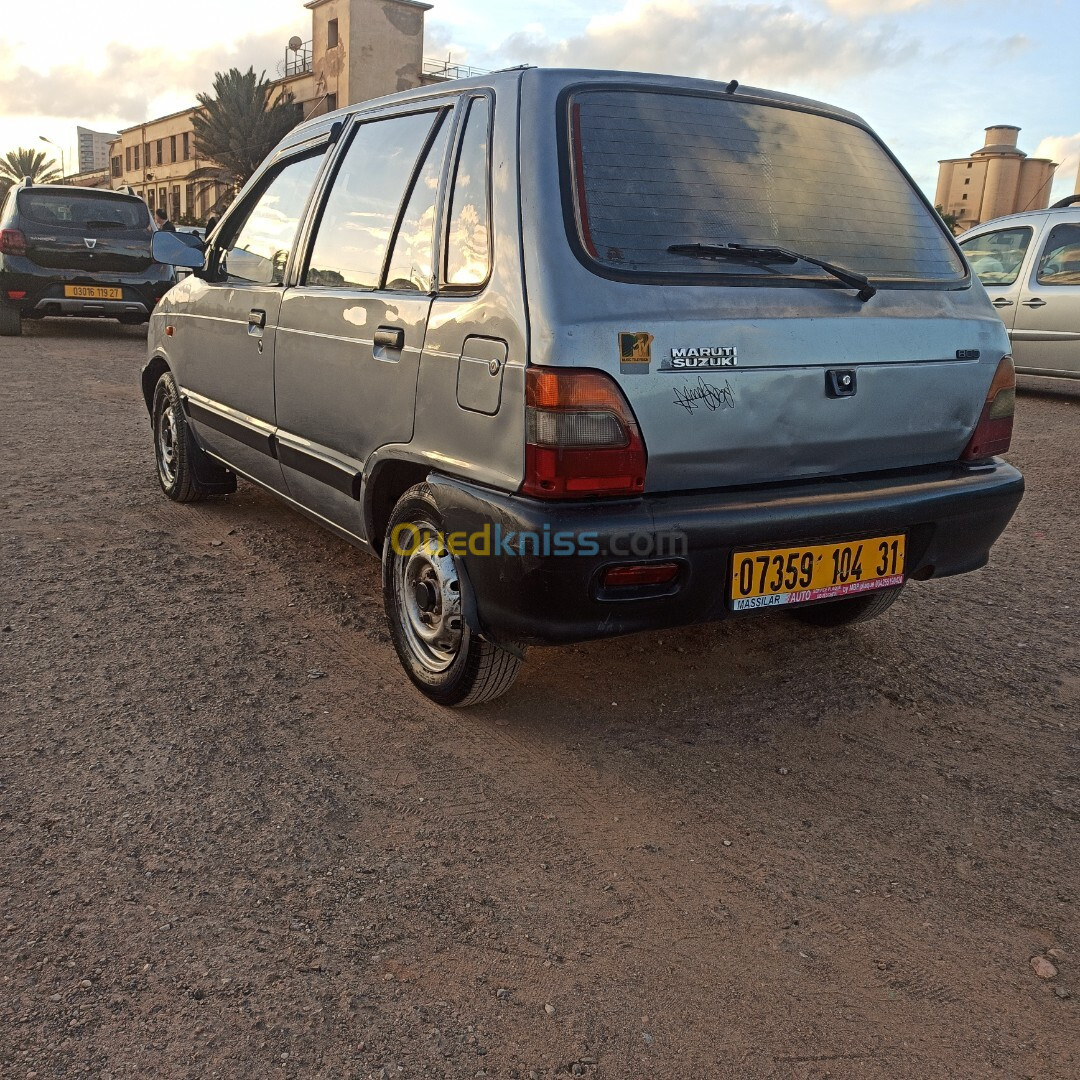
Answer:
1036, 222, 1080, 286
567, 89, 966, 284
305, 111, 439, 289
444, 97, 491, 287
959, 226, 1032, 286
221, 153, 324, 285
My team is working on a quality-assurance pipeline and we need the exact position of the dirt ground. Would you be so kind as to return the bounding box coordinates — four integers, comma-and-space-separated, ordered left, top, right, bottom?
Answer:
1, 319, 1077, 1079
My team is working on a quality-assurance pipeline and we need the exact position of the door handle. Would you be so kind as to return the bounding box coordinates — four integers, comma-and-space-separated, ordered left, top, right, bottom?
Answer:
248, 308, 266, 329
991, 298, 1014, 308
374, 325, 405, 350
1021, 298, 1046, 308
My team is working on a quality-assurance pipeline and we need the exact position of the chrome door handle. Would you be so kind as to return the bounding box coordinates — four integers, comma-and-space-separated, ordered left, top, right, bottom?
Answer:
991, 298, 1014, 308
1021, 298, 1046, 308
374, 325, 405, 350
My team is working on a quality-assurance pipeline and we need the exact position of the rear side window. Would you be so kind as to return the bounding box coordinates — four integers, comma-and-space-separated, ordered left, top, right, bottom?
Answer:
444, 97, 492, 287
222, 153, 324, 285
567, 89, 966, 284
960, 226, 1032, 286
1036, 222, 1080, 285
17, 190, 150, 231
305, 111, 439, 289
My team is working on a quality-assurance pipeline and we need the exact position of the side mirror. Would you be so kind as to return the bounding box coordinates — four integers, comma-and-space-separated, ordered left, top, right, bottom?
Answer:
152, 230, 205, 269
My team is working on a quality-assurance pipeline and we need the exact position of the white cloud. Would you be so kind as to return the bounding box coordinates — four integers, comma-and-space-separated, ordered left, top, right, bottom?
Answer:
495, 0, 922, 88
823, 0, 932, 14
1035, 132, 1080, 202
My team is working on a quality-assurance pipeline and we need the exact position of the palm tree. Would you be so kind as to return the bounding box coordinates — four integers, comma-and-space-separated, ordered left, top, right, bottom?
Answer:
0, 148, 62, 203
192, 68, 302, 188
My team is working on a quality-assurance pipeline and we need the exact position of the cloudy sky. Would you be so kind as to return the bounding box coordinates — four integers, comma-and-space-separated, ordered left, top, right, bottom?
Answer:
2, 0, 1077, 202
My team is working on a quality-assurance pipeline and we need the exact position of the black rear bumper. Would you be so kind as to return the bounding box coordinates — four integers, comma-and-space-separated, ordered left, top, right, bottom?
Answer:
425, 461, 1024, 646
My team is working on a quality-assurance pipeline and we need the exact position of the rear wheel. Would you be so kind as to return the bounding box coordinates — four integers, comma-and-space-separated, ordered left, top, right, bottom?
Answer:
383, 484, 523, 706
0, 306, 22, 337
789, 585, 903, 627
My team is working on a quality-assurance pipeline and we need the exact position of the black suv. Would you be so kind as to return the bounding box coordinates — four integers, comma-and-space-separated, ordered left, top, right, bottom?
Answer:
0, 180, 174, 336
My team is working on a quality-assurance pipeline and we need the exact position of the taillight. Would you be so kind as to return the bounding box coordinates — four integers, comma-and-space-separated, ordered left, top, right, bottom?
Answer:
523, 368, 647, 498
0, 229, 27, 256
960, 356, 1015, 461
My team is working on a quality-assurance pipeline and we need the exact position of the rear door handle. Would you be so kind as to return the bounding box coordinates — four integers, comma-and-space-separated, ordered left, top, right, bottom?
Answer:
248, 308, 266, 329
374, 325, 405, 350
1021, 298, 1046, 308
991, 298, 1014, 308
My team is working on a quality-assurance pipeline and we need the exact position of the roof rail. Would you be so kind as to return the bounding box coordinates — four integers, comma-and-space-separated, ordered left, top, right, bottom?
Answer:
1050, 193, 1080, 209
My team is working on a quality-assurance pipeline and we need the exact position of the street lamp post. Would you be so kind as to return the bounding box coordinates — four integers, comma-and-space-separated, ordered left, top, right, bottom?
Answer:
38, 136, 66, 182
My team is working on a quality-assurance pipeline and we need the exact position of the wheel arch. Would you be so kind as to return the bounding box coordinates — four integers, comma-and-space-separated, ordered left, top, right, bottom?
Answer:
364, 459, 432, 553
142, 354, 171, 416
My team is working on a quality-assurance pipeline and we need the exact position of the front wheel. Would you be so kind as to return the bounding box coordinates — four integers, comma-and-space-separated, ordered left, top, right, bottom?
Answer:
789, 585, 903, 627
383, 485, 523, 706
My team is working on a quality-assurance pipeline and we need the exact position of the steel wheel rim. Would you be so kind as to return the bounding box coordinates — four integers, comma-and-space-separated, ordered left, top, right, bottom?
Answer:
394, 517, 463, 673
156, 403, 179, 487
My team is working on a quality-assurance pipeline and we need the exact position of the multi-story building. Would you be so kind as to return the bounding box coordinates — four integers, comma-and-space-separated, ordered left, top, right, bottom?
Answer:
77, 127, 118, 173
935, 125, 1058, 233
108, 0, 440, 223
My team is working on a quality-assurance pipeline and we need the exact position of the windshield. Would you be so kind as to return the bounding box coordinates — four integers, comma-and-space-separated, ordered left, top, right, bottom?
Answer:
17, 190, 151, 231
567, 89, 966, 284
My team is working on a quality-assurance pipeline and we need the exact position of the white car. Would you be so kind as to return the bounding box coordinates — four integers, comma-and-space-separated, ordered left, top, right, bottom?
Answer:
959, 196, 1080, 380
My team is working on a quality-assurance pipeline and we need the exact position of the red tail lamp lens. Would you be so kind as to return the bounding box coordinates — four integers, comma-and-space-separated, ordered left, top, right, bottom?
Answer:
961, 356, 1015, 461
0, 229, 28, 256
523, 368, 647, 498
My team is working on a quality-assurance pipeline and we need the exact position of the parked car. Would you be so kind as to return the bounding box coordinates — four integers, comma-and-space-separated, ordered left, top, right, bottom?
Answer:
143, 67, 1023, 705
959, 198, 1080, 379
0, 180, 175, 336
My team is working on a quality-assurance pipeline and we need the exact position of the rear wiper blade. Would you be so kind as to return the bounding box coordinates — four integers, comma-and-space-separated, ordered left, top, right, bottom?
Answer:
667, 243, 877, 302
84, 220, 124, 229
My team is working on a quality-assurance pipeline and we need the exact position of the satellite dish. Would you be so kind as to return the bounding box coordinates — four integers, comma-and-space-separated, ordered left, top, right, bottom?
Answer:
288, 36, 303, 52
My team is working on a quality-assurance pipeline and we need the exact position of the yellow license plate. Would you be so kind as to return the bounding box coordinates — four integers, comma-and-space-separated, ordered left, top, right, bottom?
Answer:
64, 285, 122, 300
730, 534, 905, 610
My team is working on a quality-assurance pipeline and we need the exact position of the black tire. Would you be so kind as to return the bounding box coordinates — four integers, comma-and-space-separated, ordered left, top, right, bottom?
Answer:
789, 585, 903, 627
151, 371, 220, 502
0, 305, 22, 337
382, 484, 523, 707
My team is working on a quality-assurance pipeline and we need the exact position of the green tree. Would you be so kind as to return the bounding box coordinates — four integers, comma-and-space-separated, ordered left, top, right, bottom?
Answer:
0, 147, 62, 203
192, 67, 302, 187
935, 204, 962, 235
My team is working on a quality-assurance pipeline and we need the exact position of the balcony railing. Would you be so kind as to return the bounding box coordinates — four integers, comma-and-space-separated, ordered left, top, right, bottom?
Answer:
422, 57, 490, 81
282, 40, 313, 77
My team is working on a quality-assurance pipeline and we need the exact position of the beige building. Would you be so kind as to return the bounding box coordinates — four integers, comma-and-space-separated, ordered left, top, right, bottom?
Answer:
107, 0, 439, 224
935, 125, 1057, 233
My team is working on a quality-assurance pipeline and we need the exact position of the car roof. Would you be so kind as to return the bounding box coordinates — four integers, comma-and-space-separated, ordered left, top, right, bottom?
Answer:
959, 205, 1080, 237
276, 66, 869, 153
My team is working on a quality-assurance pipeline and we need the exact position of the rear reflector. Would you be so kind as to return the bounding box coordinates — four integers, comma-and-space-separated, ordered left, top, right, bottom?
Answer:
0, 229, 28, 256
523, 368, 647, 498
960, 356, 1015, 461
601, 562, 679, 588
6, 290, 27, 300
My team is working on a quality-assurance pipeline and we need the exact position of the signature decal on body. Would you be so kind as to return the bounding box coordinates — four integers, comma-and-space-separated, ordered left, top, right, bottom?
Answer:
673, 376, 736, 414
660, 346, 737, 372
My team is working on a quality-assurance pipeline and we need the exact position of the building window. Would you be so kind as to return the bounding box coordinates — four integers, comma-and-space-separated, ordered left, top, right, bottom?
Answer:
964, 178, 970, 185
147, 189, 155, 211
111, 156, 122, 178
171, 185, 181, 219
966, 162, 972, 169
156, 139, 163, 166
327, 18, 338, 47
326, 92, 338, 113
962, 194, 968, 201
183, 132, 190, 160
144, 143, 150, 167
126, 147, 132, 171
159, 187, 167, 210
185, 182, 195, 218
170, 135, 177, 163
133, 145, 140, 170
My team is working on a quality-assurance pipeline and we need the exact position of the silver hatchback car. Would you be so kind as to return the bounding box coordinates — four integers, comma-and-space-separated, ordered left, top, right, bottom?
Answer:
959, 199, 1080, 380
144, 67, 1023, 705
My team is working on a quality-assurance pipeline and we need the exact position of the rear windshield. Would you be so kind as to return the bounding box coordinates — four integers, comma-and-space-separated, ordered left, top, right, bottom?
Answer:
17, 190, 151, 231
567, 89, 965, 284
